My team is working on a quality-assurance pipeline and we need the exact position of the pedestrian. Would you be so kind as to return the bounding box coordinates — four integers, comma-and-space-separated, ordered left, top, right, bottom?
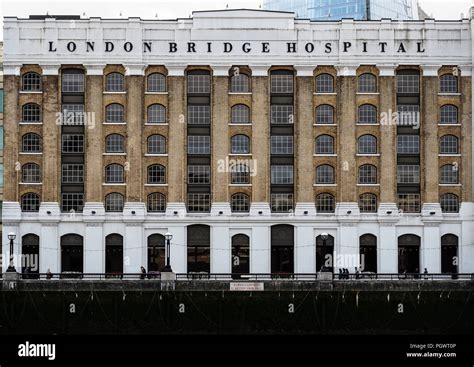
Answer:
355, 266, 359, 280
423, 268, 428, 280
140, 266, 146, 280
46, 268, 52, 280
339, 268, 343, 280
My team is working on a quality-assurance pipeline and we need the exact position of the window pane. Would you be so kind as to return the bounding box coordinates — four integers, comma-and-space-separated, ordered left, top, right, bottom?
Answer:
188, 105, 211, 125
188, 165, 210, 184
62, 73, 84, 93
188, 136, 210, 154
270, 74, 293, 93
271, 136, 293, 154
148, 73, 166, 92
271, 165, 293, 184
105, 73, 124, 92
187, 74, 210, 94
271, 105, 293, 124
396, 74, 419, 94
397, 165, 420, 184
315, 74, 334, 93
315, 135, 334, 154
271, 193, 294, 213
397, 135, 419, 154
230, 74, 250, 93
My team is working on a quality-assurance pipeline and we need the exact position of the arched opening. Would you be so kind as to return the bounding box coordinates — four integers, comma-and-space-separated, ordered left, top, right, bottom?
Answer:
398, 234, 420, 274
231, 234, 250, 277
187, 225, 210, 273
148, 234, 165, 272
441, 234, 458, 274
61, 234, 84, 273
22, 234, 39, 278
105, 234, 123, 275
271, 225, 294, 274
359, 234, 377, 273
316, 234, 335, 272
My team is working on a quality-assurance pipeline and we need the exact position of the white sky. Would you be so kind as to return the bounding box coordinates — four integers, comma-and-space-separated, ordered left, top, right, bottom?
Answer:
0, 0, 473, 38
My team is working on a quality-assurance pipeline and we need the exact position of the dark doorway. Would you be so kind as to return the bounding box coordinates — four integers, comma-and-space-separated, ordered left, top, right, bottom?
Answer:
148, 234, 165, 272
22, 234, 39, 278
105, 234, 123, 274
232, 234, 250, 276
398, 234, 420, 274
187, 225, 210, 273
316, 234, 335, 272
360, 234, 377, 273
441, 234, 458, 274
271, 225, 294, 274
61, 234, 84, 273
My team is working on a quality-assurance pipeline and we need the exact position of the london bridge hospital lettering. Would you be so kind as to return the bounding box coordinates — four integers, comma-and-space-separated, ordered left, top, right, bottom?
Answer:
47, 40, 426, 55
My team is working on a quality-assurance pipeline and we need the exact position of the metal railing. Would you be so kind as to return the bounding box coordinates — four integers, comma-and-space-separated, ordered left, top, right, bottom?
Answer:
0, 272, 470, 281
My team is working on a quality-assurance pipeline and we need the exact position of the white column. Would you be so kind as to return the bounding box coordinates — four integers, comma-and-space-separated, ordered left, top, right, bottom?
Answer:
124, 225, 144, 273
295, 225, 315, 273
168, 224, 186, 273
251, 225, 270, 273
337, 223, 359, 273
460, 203, 474, 272
422, 224, 441, 273
211, 225, 230, 273
40, 224, 60, 273
84, 224, 104, 273
379, 224, 398, 273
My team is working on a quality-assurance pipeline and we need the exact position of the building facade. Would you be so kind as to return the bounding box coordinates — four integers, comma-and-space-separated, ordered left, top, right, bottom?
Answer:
2, 9, 474, 275
263, 0, 420, 20
0, 42, 4, 272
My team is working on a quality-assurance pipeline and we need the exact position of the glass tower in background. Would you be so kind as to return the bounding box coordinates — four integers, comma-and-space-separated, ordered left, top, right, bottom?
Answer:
263, 0, 420, 20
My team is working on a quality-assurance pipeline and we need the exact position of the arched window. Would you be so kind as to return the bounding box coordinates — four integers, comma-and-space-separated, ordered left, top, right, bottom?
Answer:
147, 73, 166, 92
147, 135, 166, 154
398, 234, 420, 274
231, 193, 250, 212
22, 163, 41, 183
440, 193, 459, 213
231, 104, 250, 124
359, 193, 377, 213
271, 225, 294, 273
440, 164, 458, 184
231, 164, 250, 184
61, 234, 84, 273
439, 135, 459, 154
358, 135, 377, 154
231, 134, 250, 154
316, 234, 335, 272
22, 234, 40, 276
22, 72, 42, 91
440, 105, 458, 124
105, 234, 123, 274
187, 225, 211, 273
148, 234, 165, 272
232, 234, 250, 274
359, 234, 377, 272
105, 134, 125, 153
22, 133, 42, 152
316, 193, 335, 213
316, 164, 335, 184
105, 193, 124, 212
147, 104, 166, 123
22, 103, 41, 122
105, 164, 124, 183
230, 73, 250, 93
105, 72, 124, 92
358, 73, 377, 93
105, 103, 124, 123
147, 164, 166, 184
315, 73, 334, 93
147, 193, 166, 212
440, 74, 458, 93
358, 164, 377, 184
315, 104, 334, 124
358, 104, 377, 124
441, 234, 458, 274
21, 193, 40, 212
315, 135, 334, 154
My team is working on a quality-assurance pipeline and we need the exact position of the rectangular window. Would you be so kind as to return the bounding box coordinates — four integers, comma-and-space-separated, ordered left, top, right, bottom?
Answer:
187, 105, 211, 125
188, 136, 210, 155
187, 75, 210, 94
187, 193, 211, 213
0, 126, 3, 150
0, 90, 3, 112
271, 105, 294, 124
396, 75, 419, 94
62, 164, 84, 183
271, 136, 294, 155
397, 105, 419, 126
271, 74, 294, 94
398, 194, 421, 213
188, 165, 210, 184
271, 193, 294, 213
0, 164, 3, 187
61, 193, 84, 212
62, 134, 85, 153
62, 74, 84, 93
397, 165, 420, 184
271, 165, 294, 184
397, 135, 420, 154
62, 104, 85, 125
